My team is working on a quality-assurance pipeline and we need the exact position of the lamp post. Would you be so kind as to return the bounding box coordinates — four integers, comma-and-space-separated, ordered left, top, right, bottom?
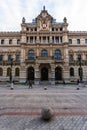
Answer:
78, 56, 82, 83
10, 58, 14, 90
77, 56, 85, 88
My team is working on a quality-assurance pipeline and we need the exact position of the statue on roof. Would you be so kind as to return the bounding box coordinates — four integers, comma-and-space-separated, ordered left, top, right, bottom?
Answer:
43, 6, 45, 11
22, 17, 25, 24
63, 17, 67, 23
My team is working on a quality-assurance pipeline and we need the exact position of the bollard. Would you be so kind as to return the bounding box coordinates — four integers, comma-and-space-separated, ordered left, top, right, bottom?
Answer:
41, 107, 54, 121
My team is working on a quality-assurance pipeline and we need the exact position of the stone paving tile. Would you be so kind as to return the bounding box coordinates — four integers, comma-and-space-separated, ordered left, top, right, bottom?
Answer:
0, 84, 87, 129
1, 116, 87, 130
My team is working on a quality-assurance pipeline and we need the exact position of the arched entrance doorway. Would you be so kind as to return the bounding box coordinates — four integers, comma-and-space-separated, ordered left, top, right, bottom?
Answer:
27, 67, 34, 80
41, 67, 48, 81
55, 67, 62, 80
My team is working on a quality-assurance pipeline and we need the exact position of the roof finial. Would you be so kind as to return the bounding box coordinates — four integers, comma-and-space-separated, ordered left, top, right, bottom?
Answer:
43, 5, 45, 10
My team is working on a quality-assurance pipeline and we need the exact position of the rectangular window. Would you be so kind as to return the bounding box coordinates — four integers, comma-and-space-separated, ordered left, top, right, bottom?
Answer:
52, 36, 54, 43
60, 28, 62, 31
86, 55, 87, 59
9, 39, 12, 44
17, 39, 20, 44
69, 55, 73, 61
78, 55, 81, 61
35, 28, 37, 31
52, 28, 54, 31
69, 39, 72, 44
1, 39, 4, 44
43, 37, 46, 43
0, 55, 3, 61
16, 55, 20, 61
8, 55, 12, 61
85, 39, 87, 44
47, 37, 49, 43
30, 37, 33, 43
60, 36, 62, 43
77, 39, 80, 44
55, 37, 59, 43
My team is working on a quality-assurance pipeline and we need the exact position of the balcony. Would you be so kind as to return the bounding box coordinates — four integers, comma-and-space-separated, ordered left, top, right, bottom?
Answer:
25, 58, 35, 64
69, 60, 87, 66
0, 60, 20, 66
53, 57, 64, 63
69, 60, 75, 65
37, 56, 52, 60
14, 61, 20, 65
0, 61, 4, 65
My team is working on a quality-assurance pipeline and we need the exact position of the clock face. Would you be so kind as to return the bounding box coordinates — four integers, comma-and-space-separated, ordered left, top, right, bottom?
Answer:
42, 21, 47, 29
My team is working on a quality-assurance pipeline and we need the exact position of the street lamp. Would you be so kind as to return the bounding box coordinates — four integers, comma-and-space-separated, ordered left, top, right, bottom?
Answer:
77, 56, 85, 88
10, 58, 14, 90
78, 56, 83, 83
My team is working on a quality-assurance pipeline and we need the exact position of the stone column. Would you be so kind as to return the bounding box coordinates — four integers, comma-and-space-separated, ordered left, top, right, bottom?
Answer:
20, 46, 26, 82
51, 66, 55, 85
63, 44, 69, 82
50, 36, 52, 43
49, 44, 52, 57
36, 44, 39, 57
34, 64, 40, 85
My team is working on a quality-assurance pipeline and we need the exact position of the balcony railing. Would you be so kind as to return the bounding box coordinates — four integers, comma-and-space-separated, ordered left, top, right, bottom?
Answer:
0, 60, 20, 66
25, 58, 35, 64
69, 60, 87, 66
53, 57, 64, 63
36, 56, 52, 60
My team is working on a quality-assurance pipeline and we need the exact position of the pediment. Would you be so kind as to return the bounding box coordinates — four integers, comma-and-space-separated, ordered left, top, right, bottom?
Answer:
36, 6, 53, 22
35, 6, 53, 31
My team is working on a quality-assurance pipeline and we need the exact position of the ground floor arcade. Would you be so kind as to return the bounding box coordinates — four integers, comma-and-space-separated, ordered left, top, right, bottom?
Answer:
0, 63, 87, 84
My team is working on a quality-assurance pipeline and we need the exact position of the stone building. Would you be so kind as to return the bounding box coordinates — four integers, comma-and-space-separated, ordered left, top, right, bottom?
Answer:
0, 6, 87, 84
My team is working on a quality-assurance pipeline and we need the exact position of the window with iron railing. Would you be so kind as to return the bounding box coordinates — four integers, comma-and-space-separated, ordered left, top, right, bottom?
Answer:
28, 50, 35, 59
41, 50, 48, 57
54, 50, 61, 59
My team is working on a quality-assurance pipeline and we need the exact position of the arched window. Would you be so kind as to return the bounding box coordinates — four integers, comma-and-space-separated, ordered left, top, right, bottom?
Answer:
0, 68, 3, 76
54, 49, 61, 59
55, 67, 62, 80
27, 67, 34, 80
41, 50, 48, 57
7, 67, 11, 76
15, 68, 20, 76
28, 50, 34, 59
70, 68, 74, 76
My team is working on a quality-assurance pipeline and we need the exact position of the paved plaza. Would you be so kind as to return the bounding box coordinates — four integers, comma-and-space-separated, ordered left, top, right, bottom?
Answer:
0, 84, 87, 130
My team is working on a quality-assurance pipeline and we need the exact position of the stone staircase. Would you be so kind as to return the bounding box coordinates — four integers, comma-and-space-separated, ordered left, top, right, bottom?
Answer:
39, 81, 51, 85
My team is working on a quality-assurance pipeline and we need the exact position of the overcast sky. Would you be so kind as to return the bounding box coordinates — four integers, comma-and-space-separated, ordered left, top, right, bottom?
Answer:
0, 0, 87, 31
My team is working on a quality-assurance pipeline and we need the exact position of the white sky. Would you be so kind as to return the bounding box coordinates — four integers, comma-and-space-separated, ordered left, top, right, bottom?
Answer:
0, 0, 87, 31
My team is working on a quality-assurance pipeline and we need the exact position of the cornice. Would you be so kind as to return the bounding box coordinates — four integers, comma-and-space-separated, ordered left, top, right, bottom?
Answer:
0, 32, 20, 37
69, 31, 87, 36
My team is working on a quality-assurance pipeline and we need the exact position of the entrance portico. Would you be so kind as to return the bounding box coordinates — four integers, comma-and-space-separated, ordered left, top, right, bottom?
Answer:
40, 63, 51, 82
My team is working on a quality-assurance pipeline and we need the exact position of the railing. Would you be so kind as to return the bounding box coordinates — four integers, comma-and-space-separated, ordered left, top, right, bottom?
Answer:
0, 60, 20, 66
69, 60, 87, 66
25, 58, 35, 64
37, 56, 52, 60
53, 57, 64, 63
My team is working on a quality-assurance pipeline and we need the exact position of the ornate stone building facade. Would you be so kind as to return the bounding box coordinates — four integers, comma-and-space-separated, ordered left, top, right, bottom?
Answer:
0, 7, 87, 84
